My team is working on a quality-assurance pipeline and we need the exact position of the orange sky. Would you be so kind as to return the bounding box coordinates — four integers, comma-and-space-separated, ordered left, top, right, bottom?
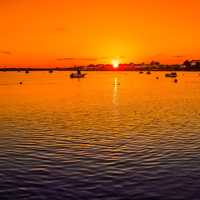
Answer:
0, 0, 200, 67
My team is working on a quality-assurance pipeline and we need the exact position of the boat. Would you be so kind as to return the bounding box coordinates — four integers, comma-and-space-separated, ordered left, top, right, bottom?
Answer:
70, 67, 87, 79
165, 72, 177, 78
146, 71, 151, 75
70, 73, 86, 79
139, 71, 143, 74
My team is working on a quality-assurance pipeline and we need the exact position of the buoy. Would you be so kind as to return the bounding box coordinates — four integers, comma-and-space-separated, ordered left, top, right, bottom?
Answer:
156, 77, 159, 79
19, 82, 23, 85
174, 79, 178, 83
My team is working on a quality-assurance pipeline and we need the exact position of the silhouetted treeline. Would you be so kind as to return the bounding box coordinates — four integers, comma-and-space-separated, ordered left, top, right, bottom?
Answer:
183, 60, 200, 71
1, 60, 200, 72
0, 67, 74, 72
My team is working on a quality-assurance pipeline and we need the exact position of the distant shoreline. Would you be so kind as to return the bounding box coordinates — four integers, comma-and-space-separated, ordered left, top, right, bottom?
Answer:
0, 68, 73, 72
0, 68, 200, 72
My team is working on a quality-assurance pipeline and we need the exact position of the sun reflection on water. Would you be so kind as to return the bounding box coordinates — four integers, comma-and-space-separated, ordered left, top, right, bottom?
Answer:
113, 77, 119, 105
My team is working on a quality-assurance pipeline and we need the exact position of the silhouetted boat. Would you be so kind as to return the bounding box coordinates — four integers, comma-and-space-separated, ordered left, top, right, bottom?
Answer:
49, 69, 53, 73
139, 71, 143, 74
70, 73, 86, 79
25, 70, 29, 74
70, 68, 86, 79
146, 71, 151, 75
165, 72, 177, 78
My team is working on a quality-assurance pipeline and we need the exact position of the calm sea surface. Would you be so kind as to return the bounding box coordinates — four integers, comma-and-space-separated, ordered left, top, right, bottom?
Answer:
0, 71, 200, 200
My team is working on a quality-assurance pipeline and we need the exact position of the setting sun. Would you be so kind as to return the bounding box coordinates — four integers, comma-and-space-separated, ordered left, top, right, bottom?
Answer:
112, 59, 120, 69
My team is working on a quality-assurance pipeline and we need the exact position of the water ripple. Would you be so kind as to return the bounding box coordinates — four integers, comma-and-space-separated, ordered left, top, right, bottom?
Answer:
1, 72, 200, 199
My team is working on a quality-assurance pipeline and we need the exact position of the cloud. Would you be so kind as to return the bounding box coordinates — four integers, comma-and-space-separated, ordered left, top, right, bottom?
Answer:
0, 51, 12, 55
56, 27, 67, 32
172, 55, 185, 58
57, 56, 127, 62
56, 57, 99, 62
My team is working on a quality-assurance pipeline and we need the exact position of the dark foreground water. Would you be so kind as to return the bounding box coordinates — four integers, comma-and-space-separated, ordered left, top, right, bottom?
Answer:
0, 72, 200, 200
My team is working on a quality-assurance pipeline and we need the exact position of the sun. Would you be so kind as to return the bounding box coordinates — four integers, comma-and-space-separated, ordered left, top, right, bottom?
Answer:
112, 59, 120, 69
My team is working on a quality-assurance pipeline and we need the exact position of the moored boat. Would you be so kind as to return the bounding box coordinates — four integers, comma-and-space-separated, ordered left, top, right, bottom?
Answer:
146, 71, 151, 75
70, 68, 87, 79
70, 73, 86, 79
165, 72, 177, 78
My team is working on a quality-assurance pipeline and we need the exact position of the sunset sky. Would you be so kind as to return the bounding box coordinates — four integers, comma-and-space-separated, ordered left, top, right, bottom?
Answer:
1, 0, 200, 67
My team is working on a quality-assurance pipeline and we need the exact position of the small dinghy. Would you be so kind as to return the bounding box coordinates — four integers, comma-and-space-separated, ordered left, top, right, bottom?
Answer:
146, 71, 151, 75
165, 72, 177, 78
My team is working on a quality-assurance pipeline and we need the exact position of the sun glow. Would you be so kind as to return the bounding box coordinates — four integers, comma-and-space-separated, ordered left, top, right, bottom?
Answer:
112, 59, 120, 69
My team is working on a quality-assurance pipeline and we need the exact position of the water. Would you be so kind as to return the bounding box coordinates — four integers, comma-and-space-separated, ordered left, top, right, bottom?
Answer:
0, 71, 200, 200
